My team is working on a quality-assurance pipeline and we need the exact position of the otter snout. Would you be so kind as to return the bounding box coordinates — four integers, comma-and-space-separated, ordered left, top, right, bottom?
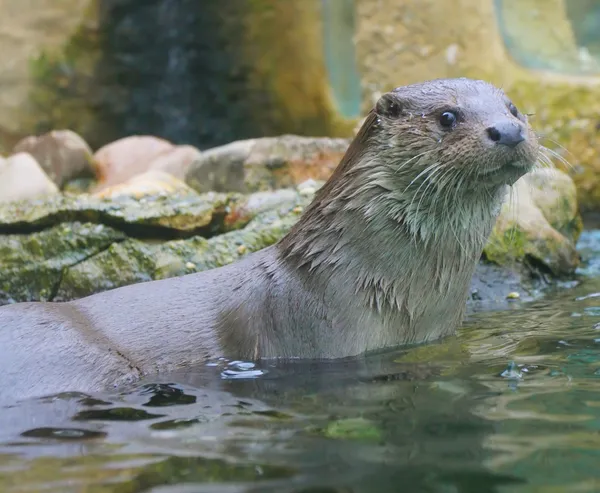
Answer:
485, 121, 525, 148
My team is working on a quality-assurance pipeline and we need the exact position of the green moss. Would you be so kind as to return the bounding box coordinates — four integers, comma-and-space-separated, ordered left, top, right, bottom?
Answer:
0, 191, 244, 238
0, 222, 125, 304
54, 195, 309, 300
484, 226, 529, 267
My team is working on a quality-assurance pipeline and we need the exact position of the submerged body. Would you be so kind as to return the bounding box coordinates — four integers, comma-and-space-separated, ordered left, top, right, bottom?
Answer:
0, 78, 540, 401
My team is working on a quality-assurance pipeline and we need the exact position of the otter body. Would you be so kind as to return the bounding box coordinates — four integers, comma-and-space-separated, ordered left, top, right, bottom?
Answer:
0, 78, 540, 401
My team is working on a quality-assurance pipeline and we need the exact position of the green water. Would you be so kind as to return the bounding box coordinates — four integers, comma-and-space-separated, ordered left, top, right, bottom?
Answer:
0, 230, 599, 493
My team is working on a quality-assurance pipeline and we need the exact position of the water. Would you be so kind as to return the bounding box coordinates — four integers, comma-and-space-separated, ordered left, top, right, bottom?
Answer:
0, 230, 599, 493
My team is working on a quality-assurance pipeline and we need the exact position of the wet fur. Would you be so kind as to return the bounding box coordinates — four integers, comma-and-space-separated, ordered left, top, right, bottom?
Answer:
0, 78, 539, 401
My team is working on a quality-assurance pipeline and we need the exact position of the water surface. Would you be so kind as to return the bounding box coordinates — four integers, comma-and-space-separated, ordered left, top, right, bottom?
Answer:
1, 230, 599, 493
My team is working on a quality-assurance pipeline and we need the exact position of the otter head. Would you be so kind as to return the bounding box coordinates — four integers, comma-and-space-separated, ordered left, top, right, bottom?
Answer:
373, 78, 538, 190
281, 78, 540, 264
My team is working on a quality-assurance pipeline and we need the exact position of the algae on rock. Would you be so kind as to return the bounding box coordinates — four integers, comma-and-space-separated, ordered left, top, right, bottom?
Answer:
0, 222, 125, 304
54, 195, 309, 300
484, 169, 582, 277
0, 191, 241, 238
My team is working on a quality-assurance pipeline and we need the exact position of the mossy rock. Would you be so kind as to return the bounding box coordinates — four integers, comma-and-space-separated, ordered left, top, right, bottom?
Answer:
184, 135, 351, 194
0, 222, 125, 304
54, 196, 309, 300
484, 169, 582, 277
0, 189, 293, 239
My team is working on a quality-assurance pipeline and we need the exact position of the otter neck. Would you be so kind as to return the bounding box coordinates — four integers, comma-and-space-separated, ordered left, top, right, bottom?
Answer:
277, 152, 507, 348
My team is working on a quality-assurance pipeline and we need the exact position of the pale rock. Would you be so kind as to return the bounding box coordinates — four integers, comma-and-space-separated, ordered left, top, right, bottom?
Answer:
13, 129, 95, 187
0, 153, 59, 203
93, 170, 196, 200
93, 136, 175, 190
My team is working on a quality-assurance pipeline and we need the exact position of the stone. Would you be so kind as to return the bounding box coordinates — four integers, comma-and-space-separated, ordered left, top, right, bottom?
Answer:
93, 137, 204, 192
93, 170, 197, 201
525, 166, 582, 241
484, 168, 582, 277
0, 188, 241, 237
184, 135, 351, 193
0, 0, 93, 151
93, 136, 175, 190
0, 153, 59, 203
147, 145, 203, 180
54, 196, 309, 301
0, 222, 126, 304
12, 130, 95, 187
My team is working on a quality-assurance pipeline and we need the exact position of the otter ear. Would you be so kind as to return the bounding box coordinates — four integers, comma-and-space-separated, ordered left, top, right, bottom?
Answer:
375, 93, 403, 119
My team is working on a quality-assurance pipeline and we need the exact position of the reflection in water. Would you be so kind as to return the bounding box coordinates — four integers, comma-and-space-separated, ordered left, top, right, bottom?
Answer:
495, 0, 600, 74
0, 230, 599, 492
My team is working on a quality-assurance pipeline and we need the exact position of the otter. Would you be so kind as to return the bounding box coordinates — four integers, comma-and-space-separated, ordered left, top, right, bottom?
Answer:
0, 78, 539, 402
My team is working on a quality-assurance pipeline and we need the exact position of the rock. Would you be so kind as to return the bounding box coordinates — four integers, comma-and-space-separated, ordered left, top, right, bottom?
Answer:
0, 153, 59, 203
184, 135, 351, 193
0, 177, 304, 243
525, 166, 582, 241
147, 145, 203, 180
0, 188, 240, 238
0, 0, 94, 151
54, 197, 308, 300
93, 170, 197, 200
93, 136, 175, 189
484, 168, 582, 277
12, 130, 95, 187
0, 184, 308, 303
93, 137, 204, 192
0, 222, 126, 304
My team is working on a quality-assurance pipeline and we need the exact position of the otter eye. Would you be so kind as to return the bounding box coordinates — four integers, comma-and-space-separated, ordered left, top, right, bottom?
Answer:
439, 111, 457, 128
508, 102, 519, 118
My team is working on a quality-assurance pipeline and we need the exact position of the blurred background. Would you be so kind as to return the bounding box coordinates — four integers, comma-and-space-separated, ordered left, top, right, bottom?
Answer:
3, 0, 600, 208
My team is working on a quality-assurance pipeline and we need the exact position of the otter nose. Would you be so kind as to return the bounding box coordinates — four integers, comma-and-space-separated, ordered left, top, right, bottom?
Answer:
486, 122, 525, 148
